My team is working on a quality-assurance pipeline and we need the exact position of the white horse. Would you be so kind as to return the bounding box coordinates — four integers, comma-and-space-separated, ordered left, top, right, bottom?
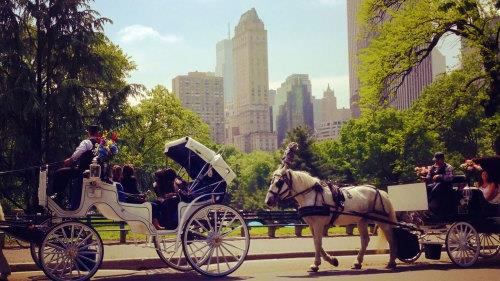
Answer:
265, 167, 398, 272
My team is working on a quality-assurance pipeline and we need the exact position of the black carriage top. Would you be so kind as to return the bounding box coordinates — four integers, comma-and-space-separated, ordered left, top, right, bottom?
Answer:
164, 137, 236, 201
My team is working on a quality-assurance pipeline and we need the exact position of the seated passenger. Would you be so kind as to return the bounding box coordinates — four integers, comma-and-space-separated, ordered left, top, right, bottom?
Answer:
111, 165, 127, 202
151, 168, 180, 230
120, 164, 145, 204
469, 138, 500, 204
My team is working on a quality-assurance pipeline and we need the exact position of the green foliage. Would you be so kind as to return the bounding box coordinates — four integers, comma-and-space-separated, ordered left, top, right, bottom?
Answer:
359, 0, 499, 117
406, 56, 499, 165
226, 150, 280, 210
283, 126, 324, 178
0, 0, 137, 211
115, 85, 212, 181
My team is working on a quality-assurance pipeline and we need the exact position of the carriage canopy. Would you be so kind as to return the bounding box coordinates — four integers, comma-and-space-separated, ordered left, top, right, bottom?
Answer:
164, 137, 236, 185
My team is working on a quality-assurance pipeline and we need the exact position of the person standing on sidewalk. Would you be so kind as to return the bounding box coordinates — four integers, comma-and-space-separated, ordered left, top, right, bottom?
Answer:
0, 203, 11, 281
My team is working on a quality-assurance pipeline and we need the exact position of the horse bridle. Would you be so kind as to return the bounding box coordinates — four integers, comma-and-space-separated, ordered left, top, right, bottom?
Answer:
269, 170, 294, 201
270, 169, 325, 203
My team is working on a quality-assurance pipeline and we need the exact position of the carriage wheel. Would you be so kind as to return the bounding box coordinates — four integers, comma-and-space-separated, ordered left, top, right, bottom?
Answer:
182, 204, 250, 277
445, 222, 480, 268
39, 221, 103, 281
479, 233, 500, 258
399, 249, 422, 263
30, 243, 41, 269
154, 234, 192, 271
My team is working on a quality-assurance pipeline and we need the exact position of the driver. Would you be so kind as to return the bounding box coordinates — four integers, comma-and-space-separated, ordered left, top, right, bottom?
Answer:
52, 125, 100, 209
425, 152, 455, 219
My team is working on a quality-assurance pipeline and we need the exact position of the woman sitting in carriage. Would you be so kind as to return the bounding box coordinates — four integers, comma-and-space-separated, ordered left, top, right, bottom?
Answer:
462, 137, 500, 204
151, 168, 187, 229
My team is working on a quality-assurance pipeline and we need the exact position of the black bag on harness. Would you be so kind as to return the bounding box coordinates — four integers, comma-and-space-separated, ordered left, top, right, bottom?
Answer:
393, 227, 420, 260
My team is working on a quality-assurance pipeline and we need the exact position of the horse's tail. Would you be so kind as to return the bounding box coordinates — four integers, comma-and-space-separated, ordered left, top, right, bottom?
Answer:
375, 190, 397, 252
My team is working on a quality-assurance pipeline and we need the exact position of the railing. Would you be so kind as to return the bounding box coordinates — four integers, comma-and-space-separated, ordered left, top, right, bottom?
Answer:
80, 210, 372, 243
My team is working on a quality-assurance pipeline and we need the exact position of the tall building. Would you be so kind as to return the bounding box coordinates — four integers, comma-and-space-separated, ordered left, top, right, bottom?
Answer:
228, 8, 277, 152
313, 84, 351, 141
347, 1, 447, 114
276, 74, 314, 145
347, 0, 367, 119
215, 38, 234, 104
172, 71, 225, 143
390, 49, 446, 110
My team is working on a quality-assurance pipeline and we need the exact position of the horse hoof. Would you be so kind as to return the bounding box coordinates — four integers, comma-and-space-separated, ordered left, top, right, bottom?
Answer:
332, 258, 339, 267
308, 265, 319, 272
352, 263, 362, 270
386, 262, 397, 269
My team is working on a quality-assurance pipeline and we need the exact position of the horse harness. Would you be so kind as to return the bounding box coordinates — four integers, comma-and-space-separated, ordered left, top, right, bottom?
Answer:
271, 170, 389, 224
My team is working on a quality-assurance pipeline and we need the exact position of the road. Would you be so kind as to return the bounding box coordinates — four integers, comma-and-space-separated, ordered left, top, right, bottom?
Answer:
8, 254, 500, 281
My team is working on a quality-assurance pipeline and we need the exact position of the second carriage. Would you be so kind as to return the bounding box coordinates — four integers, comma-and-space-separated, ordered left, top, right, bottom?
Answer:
3, 137, 250, 281
388, 181, 500, 268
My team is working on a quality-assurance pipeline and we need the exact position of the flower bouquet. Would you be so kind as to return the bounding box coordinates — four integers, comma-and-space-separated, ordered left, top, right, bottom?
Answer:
95, 131, 119, 163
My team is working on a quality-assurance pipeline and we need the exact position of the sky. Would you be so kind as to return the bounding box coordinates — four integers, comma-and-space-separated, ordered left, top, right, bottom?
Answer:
92, 0, 461, 108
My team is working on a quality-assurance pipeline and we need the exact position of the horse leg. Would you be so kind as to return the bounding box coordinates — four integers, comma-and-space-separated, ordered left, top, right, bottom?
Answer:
352, 219, 370, 270
379, 224, 397, 269
308, 225, 321, 272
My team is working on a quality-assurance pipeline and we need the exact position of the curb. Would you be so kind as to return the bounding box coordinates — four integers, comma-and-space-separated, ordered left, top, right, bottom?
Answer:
10, 249, 390, 272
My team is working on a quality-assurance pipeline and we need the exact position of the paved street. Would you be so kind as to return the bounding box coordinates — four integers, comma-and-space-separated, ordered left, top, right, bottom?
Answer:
8, 254, 500, 281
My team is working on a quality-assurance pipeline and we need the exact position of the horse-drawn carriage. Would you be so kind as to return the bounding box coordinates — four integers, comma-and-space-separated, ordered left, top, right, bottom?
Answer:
265, 142, 500, 272
388, 181, 500, 268
0, 137, 250, 280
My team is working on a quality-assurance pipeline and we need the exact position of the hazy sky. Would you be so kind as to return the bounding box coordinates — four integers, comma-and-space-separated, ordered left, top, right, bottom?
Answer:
92, 0, 460, 108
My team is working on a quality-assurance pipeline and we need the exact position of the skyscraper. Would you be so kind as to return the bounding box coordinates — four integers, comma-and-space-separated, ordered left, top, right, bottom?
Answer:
313, 85, 351, 141
276, 74, 314, 145
347, 0, 366, 119
216, 38, 234, 104
172, 71, 225, 143
229, 8, 277, 152
390, 49, 446, 110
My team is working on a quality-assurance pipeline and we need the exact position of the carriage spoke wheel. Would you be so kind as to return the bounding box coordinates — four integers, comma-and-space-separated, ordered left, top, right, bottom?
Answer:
154, 234, 191, 271
479, 233, 500, 258
446, 222, 480, 268
30, 243, 41, 269
39, 221, 103, 281
182, 204, 250, 277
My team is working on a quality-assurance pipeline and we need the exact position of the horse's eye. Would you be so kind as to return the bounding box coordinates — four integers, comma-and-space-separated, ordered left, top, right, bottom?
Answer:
276, 179, 284, 188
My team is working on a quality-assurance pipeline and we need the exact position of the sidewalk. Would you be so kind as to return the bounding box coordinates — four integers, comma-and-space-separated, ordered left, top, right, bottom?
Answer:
5, 236, 389, 271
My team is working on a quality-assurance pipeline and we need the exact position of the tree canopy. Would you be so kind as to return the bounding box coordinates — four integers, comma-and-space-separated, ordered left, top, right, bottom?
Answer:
359, 0, 499, 117
0, 0, 137, 210
115, 85, 212, 187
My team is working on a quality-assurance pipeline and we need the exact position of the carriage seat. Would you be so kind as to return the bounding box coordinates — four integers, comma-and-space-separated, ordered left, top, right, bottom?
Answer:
461, 188, 500, 217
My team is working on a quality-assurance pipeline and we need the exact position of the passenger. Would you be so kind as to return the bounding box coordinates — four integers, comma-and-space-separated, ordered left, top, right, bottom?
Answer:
111, 165, 127, 203
120, 164, 145, 204
469, 137, 500, 203
425, 152, 455, 219
52, 125, 100, 209
151, 168, 181, 230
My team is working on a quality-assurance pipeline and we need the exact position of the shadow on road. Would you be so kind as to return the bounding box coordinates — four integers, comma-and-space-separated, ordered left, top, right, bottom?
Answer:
278, 259, 500, 279
25, 269, 253, 281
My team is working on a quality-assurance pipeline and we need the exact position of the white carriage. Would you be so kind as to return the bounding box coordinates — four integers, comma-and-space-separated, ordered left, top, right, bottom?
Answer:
31, 137, 250, 280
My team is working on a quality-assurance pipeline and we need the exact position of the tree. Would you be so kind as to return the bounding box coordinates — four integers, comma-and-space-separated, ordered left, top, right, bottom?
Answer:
0, 0, 137, 210
405, 55, 499, 164
336, 109, 408, 188
283, 126, 324, 178
115, 85, 212, 186
359, 0, 499, 117
226, 150, 279, 210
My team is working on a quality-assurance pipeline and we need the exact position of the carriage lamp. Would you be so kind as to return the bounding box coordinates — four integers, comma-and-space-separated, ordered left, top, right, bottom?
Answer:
90, 158, 101, 181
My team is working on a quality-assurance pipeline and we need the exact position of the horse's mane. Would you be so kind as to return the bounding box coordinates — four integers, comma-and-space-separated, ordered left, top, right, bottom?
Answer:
290, 170, 320, 188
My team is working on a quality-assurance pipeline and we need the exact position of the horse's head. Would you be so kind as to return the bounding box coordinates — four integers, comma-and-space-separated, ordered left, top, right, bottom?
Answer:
265, 167, 293, 207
